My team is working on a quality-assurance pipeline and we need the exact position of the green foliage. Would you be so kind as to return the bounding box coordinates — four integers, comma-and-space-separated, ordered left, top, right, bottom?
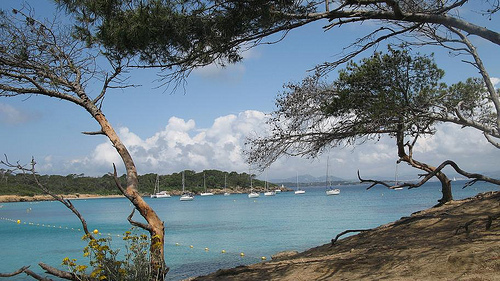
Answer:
0, 170, 267, 196
247, 45, 488, 168
327, 46, 446, 137
62, 228, 152, 280
56, 0, 311, 66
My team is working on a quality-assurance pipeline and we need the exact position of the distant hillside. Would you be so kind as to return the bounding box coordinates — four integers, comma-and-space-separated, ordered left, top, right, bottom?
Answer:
0, 170, 273, 196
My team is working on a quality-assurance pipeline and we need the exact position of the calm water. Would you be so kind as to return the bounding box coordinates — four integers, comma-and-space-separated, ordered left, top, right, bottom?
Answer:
0, 181, 497, 280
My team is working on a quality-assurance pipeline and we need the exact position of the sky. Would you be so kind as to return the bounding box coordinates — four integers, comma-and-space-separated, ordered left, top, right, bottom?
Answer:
0, 1, 499, 182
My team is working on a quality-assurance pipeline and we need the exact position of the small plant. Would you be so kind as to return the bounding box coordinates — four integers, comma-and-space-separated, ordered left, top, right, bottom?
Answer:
62, 228, 153, 280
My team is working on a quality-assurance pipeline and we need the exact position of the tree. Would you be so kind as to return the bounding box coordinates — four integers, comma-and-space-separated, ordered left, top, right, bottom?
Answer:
56, 0, 500, 147
246, 47, 500, 204
0, 8, 167, 280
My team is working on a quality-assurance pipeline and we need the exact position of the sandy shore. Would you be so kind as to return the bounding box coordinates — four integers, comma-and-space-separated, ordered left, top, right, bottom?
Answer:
0, 194, 124, 203
192, 191, 500, 281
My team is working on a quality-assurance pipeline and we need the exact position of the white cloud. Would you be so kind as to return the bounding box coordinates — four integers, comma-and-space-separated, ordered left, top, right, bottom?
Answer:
57, 111, 500, 180
0, 103, 35, 125
491, 77, 500, 87
70, 110, 268, 175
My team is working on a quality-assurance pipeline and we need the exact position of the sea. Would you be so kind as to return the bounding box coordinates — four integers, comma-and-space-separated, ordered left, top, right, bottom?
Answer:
0, 180, 497, 280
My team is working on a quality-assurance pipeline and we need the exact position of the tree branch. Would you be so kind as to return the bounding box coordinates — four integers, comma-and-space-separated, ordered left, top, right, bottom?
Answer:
1, 156, 94, 238
23, 268, 53, 281
0, 266, 30, 277
359, 159, 500, 192
38, 263, 79, 281
330, 228, 371, 246
127, 208, 152, 232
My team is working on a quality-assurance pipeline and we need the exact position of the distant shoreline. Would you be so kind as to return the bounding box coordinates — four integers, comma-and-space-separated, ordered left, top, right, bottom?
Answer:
0, 194, 124, 203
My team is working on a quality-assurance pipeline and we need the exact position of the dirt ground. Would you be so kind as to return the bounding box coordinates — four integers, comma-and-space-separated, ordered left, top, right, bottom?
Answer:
191, 191, 500, 281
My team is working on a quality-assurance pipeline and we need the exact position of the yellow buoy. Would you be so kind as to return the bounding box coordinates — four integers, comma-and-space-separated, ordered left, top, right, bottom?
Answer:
205, 247, 209, 251
221, 250, 226, 254
175, 243, 180, 246
261, 256, 267, 261
240, 252, 245, 257
190, 245, 194, 249
16, 220, 21, 224
93, 229, 99, 235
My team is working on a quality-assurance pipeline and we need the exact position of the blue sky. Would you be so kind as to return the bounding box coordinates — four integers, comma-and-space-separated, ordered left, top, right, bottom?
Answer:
1, 1, 499, 182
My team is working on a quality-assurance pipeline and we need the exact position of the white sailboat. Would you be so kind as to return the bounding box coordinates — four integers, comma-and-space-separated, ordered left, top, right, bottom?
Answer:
325, 157, 340, 196
200, 173, 214, 196
151, 175, 171, 198
223, 174, 230, 196
264, 171, 275, 196
180, 171, 194, 201
248, 171, 259, 198
294, 173, 305, 195
393, 162, 403, 190
275, 184, 283, 193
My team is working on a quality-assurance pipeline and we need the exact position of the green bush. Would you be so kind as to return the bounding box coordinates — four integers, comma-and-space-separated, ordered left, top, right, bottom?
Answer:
63, 228, 153, 280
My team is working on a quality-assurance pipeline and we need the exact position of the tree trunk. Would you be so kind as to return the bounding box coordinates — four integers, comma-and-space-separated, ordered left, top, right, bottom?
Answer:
436, 173, 453, 205
93, 112, 167, 280
396, 126, 453, 205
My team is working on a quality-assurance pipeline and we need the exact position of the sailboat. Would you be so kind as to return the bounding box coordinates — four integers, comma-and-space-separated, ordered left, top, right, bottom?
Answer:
294, 173, 305, 194
325, 157, 340, 195
248, 171, 260, 198
393, 162, 403, 190
151, 175, 171, 198
264, 171, 275, 196
180, 171, 194, 201
275, 184, 283, 193
223, 174, 230, 196
200, 173, 214, 196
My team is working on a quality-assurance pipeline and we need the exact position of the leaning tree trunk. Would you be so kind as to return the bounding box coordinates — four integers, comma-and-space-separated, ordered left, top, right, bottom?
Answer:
396, 126, 453, 205
91, 109, 167, 280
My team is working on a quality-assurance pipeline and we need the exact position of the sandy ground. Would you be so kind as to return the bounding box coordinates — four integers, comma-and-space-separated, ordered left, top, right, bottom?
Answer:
0, 194, 124, 203
191, 191, 500, 281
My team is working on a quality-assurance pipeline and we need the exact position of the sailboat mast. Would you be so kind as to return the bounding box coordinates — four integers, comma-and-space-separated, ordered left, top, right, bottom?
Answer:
296, 172, 299, 190
182, 171, 185, 192
155, 174, 159, 193
326, 157, 329, 189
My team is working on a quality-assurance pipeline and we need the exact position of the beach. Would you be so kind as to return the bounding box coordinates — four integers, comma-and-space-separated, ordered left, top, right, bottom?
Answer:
0, 194, 124, 203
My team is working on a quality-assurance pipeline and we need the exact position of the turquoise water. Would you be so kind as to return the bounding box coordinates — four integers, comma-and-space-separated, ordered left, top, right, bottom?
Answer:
0, 181, 497, 280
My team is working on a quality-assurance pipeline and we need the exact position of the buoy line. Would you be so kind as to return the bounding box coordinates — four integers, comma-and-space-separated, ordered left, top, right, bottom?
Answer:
0, 217, 122, 238
2, 217, 270, 261
170, 241, 268, 261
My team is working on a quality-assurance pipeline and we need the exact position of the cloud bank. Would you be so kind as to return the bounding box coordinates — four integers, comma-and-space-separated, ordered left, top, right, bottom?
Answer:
39, 110, 500, 181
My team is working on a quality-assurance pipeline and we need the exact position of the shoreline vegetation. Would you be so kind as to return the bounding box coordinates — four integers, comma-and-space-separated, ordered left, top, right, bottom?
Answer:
0, 170, 298, 200
192, 191, 500, 281
0, 186, 294, 203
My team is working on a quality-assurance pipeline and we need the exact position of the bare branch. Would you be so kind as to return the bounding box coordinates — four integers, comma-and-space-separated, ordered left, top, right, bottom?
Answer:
357, 170, 393, 190
331, 228, 371, 246
1, 156, 94, 238
22, 269, 53, 281
82, 130, 105, 136
0, 266, 30, 277
38, 263, 79, 281
127, 208, 152, 232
